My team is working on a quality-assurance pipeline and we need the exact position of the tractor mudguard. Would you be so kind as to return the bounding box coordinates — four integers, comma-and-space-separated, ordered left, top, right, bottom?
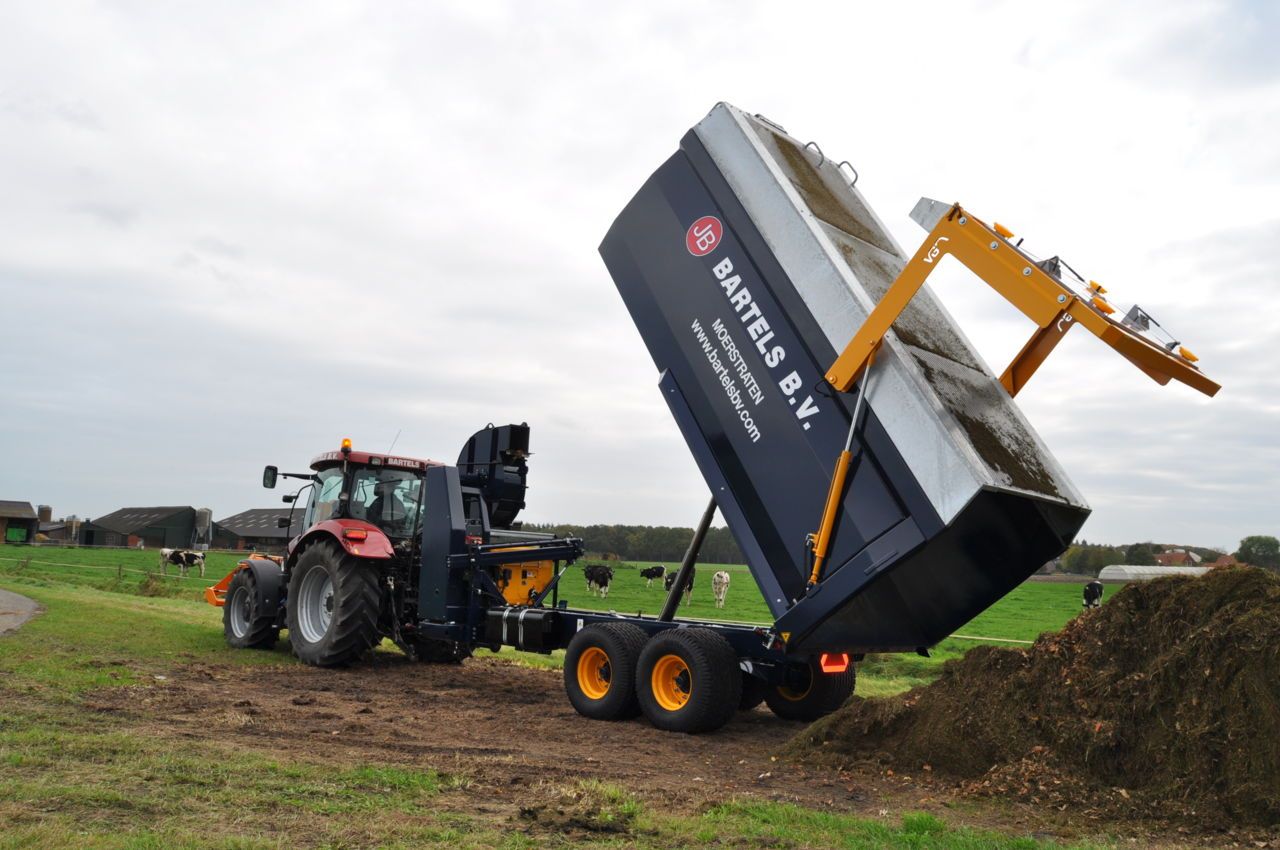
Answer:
294, 519, 395, 560
241, 556, 286, 616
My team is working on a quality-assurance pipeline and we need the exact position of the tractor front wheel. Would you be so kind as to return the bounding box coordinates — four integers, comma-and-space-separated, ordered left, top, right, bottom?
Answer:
223, 568, 278, 649
286, 541, 382, 667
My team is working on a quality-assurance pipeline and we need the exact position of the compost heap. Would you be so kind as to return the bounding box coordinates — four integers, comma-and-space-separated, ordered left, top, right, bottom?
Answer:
788, 567, 1280, 827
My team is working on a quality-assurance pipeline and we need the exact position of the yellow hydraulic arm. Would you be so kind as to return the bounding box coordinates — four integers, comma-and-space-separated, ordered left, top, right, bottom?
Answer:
806, 199, 1219, 588
825, 200, 1221, 397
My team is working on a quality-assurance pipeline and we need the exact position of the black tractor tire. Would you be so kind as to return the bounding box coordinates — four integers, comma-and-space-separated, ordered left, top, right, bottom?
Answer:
223, 568, 279, 649
286, 541, 383, 667
739, 671, 769, 711
563, 623, 647, 721
636, 628, 742, 734
764, 659, 856, 722
414, 638, 471, 664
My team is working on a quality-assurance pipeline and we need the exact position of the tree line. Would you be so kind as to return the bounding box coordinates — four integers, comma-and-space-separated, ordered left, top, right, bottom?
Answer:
1058, 536, 1278, 576
522, 523, 744, 565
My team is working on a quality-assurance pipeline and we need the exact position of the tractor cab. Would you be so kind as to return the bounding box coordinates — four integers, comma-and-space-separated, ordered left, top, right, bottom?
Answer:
301, 444, 438, 540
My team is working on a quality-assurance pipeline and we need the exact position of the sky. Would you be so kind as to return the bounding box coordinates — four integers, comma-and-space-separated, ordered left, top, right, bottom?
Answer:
1, 0, 1276, 550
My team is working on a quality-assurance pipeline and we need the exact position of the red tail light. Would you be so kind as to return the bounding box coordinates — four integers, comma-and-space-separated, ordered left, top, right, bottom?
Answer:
465, 534, 484, 546
342, 528, 368, 541
819, 652, 850, 674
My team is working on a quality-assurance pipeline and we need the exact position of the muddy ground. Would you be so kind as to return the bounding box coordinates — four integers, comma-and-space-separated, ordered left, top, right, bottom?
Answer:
85, 653, 1272, 848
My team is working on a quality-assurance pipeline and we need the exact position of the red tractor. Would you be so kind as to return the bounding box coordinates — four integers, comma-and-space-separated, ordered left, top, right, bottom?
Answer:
208, 424, 583, 666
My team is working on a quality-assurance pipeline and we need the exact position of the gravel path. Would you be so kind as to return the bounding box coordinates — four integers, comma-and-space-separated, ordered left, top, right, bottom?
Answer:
0, 588, 40, 636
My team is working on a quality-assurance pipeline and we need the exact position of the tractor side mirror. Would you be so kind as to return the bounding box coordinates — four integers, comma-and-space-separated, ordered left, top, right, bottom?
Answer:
276, 516, 291, 528
263, 465, 278, 489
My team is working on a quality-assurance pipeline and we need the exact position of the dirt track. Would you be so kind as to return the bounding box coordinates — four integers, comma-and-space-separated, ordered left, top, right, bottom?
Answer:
82, 652, 1272, 847
89, 654, 875, 814
0, 588, 39, 636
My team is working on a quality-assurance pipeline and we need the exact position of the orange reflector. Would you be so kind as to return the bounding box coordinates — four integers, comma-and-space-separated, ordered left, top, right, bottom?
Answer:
343, 528, 368, 541
1178, 346, 1199, 363
993, 221, 1013, 239
819, 652, 850, 674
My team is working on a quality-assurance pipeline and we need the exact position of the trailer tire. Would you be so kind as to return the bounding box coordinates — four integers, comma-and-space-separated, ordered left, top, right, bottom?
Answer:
223, 568, 278, 649
739, 672, 769, 711
286, 541, 382, 667
564, 623, 647, 721
764, 660, 856, 722
637, 628, 742, 734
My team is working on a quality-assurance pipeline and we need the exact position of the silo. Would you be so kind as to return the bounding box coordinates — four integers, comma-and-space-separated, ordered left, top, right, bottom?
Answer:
195, 508, 213, 548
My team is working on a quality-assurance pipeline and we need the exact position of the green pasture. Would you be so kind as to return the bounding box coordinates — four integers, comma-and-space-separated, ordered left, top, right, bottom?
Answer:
0, 545, 1107, 698
0, 544, 1114, 849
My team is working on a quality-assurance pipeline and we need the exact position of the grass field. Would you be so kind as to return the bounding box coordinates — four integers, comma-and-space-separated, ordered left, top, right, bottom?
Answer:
0, 545, 1113, 849
0, 545, 1103, 697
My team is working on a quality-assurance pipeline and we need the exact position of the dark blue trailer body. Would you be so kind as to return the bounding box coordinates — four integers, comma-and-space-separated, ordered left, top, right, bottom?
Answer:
599, 105, 1089, 653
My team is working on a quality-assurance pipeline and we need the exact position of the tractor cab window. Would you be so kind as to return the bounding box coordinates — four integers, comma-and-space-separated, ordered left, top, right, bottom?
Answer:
305, 468, 344, 527
349, 468, 422, 537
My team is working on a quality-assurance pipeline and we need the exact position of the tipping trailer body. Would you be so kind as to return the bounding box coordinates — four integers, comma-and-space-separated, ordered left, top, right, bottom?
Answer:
600, 103, 1090, 654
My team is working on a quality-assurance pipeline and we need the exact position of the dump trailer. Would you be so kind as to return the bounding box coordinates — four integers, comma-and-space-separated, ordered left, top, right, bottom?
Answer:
211, 103, 1217, 734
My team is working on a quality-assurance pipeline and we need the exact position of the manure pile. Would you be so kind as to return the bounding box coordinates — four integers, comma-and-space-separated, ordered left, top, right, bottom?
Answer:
789, 567, 1280, 827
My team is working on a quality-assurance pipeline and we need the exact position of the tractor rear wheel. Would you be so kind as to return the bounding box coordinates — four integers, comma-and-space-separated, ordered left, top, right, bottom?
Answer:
563, 623, 647, 721
223, 568, 278, 649
636, 628, 742, 733
764, 659, 856, 722
286, 541, 382, 667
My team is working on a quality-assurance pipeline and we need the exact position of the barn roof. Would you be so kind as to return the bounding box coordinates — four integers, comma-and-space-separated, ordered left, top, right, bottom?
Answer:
216, 509, 305, 538
88, 506, 192, 534
0, 501, 37, 520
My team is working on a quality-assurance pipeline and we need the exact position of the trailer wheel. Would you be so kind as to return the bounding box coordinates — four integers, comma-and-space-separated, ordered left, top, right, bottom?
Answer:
739, 672, 769, 711
637, 628, 742, 733
764, 659, 856, 722
286, 541, 382, 667
564, 623, 647, 721
223, 569, 278, 649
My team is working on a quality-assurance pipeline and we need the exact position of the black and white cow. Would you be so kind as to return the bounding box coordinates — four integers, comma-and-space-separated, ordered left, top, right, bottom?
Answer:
183, 550, 206, 578
639, 565, 665, 588
664, 565, 695, 604
584, 565, 614, 598
711, 570, 731, 609
1083, 580, 1104, 609
159, 548, 206, 578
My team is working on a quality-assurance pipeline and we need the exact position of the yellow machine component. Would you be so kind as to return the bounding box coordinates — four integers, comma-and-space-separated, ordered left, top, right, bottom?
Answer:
496, 558, 556, 605
824, 202, 1221, 399
651, 654, 693, 711
576, 646, 612, 700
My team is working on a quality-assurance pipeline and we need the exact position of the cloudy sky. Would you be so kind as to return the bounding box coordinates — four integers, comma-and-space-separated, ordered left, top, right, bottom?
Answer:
2, 1, 1276, 550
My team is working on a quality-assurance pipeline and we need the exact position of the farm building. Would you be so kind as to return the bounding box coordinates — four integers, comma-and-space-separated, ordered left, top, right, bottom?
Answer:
1098, 565, 1210, 582
213, 509, 305, 552
78, 506, 200, 548
1154, 548, 1203, 566
0, 500, 39, 543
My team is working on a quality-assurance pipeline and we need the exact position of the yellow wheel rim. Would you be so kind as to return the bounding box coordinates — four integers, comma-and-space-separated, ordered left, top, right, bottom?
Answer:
777, 669, 814, 702
651, 653, 692, 711
577, 646, 611, 700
